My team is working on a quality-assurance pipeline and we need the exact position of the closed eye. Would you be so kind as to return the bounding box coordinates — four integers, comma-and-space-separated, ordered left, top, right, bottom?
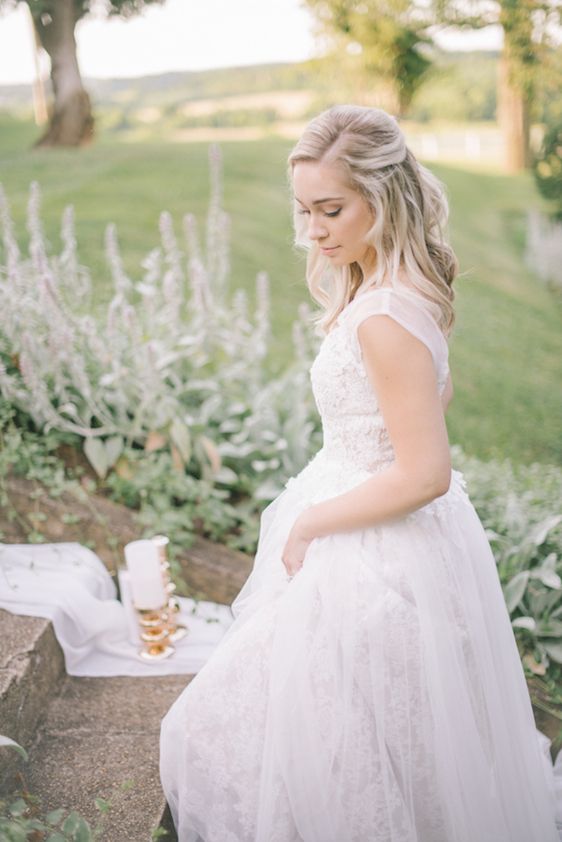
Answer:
297, 209, 341, 218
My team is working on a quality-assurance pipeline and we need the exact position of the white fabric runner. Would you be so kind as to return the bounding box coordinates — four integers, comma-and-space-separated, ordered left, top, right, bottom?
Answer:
0, 542, 233, 677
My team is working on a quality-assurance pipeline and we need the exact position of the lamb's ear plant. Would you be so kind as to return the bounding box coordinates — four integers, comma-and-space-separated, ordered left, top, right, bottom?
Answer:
0, 143, 323, 509
451, 445, 562, 681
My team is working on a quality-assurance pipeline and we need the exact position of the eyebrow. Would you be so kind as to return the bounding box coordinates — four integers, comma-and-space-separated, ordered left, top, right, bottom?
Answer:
295, 196, 345, 205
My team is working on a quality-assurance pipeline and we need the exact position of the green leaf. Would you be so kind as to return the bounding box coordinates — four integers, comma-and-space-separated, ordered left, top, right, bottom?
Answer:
84, 438, 107, 479
512, 616, 536, 631
528, 514, 562, 547
536, 618, 562, 638
170, 418, 191, 462
46, 807, 65, 825
62, 811, 81, 834
73, 816, 93, 841
94, 797, 111, 814
8, 797, 27, 817
105, 435, 124, 470
46, 833, 67, 842
214, 465, 238, 485
0, 734, 28, 761
503, 571, 529, 613
5, 825, 28, 842
543, 641, 562, 664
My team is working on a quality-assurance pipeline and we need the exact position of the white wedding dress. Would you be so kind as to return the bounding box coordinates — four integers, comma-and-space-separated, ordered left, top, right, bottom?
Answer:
159, 286, 560, 841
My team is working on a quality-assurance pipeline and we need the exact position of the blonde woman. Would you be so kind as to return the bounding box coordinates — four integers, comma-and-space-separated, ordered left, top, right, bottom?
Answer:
160, 105, 559, 841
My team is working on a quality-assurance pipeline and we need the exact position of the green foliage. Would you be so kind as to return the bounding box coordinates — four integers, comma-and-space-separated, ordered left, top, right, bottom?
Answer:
304, 0, 432, 113
0, 735, 28, 762
408, 52, 497, 123
452, 445, 562, 673
533, 119, 562, 220
0, 733, 133, 841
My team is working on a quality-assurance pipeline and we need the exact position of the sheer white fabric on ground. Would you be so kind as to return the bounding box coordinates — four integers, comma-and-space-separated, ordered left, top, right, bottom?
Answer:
0, 542, 233, 676
159, 286, 562, 842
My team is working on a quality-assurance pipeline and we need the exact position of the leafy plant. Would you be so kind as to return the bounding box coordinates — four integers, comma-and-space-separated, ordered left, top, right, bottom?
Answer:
0, 145, 322, 511
0, 735, 132, 841
452, 445, 562, 675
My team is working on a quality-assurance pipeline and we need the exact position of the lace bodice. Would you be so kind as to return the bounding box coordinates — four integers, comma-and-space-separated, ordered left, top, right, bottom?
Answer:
308, 286, 450, 475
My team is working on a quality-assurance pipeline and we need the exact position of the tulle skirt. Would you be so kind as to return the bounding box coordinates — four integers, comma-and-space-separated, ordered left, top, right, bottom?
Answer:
159, 451, 559, 842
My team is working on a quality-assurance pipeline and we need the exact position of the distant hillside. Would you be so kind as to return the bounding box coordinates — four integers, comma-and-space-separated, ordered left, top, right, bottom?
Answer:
0, 52, 500, 132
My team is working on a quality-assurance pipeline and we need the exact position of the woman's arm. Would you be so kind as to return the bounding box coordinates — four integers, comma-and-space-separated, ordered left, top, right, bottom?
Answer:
441, 370, 453, 414
295, 315, 452, 541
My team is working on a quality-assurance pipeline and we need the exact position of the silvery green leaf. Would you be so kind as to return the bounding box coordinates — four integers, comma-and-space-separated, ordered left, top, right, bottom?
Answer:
156, 351, 185, 370
84, 438, 107, 479
531, 569, 562, 589
251, 460, 269, 472
536, 619, 562, 637
217, 442, 255, 458
511, 616, 536, 631
105, 435, 123, 469
99, 373, 116, 387
503, 571, 529, 613
219, 420, 241, 433
528, 514, 562, 547
46, 807, 65, 825
254, 480, 283, 500
230, 401, 248, 414
170, 418, 191, 462
214, 466, 238, 484
484, 528, 500, 541
58, 402, 78, 417
0, 734, 28, 760
543, 641, 562, 664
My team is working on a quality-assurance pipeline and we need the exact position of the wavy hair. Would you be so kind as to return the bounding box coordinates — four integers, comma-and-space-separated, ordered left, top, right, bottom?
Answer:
287, 105, 458, 337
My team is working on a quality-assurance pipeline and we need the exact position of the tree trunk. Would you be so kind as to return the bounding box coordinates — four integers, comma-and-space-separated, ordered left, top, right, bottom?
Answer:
27, 0, 94, 147
497, 53, 531, 172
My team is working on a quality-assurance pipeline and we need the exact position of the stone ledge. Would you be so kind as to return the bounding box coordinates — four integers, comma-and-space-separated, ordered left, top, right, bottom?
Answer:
2, 674, 188, 841
0, 609, 66, 793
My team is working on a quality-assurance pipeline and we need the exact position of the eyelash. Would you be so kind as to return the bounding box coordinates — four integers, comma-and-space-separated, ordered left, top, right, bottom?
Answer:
297, 209, 341, 218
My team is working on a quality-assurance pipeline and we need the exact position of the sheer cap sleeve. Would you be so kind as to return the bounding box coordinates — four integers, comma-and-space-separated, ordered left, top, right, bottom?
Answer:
338, 287, 450, 389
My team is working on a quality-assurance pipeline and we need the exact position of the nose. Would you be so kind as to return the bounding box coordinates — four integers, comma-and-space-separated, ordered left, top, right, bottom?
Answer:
307, 215, 329, 242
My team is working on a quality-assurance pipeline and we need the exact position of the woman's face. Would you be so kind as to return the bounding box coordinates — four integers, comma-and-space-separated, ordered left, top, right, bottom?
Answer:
292, 159, 376, 276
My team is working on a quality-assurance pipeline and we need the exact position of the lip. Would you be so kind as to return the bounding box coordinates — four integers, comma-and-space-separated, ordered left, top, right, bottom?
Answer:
320, 246, 340, 254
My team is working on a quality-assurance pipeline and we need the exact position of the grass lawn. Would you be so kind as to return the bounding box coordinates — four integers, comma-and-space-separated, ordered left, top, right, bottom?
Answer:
1, 114, 561, 466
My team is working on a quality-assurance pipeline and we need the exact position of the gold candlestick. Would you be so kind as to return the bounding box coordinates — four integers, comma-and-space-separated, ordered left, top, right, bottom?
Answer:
135, 603, 175, 661
152, 535, 189, 643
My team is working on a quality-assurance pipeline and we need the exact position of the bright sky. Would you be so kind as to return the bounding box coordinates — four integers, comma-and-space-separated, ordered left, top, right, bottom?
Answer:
0, 0, 503, 86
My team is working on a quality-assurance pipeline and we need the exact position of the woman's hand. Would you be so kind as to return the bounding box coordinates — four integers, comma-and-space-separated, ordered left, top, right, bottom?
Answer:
281, 512, 316, 578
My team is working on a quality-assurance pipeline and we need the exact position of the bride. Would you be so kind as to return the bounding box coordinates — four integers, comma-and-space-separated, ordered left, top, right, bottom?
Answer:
159, 104, 560, 841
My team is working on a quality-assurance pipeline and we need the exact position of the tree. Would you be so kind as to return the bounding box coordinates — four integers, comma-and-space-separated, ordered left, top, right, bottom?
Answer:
304, 0, 433, 116
1, 0, 165, 147
305, 0, 561, 171
431, 0, 561, 170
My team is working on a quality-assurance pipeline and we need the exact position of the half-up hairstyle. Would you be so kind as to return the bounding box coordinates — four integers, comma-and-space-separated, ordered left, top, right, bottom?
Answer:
287, 105, 458, 336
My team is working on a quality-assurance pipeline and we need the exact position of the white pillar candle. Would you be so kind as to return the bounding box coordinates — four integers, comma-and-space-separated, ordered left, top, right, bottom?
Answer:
117, 568, 142, 645
124, 539, 167, 610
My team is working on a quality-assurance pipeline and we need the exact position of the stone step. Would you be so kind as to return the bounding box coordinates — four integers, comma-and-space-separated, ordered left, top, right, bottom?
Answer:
0, 608, 66, 792
2, 672, 188, 841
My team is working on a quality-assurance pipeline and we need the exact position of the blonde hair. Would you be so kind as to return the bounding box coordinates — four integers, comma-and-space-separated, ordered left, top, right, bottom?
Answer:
287, 105, 458, 337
